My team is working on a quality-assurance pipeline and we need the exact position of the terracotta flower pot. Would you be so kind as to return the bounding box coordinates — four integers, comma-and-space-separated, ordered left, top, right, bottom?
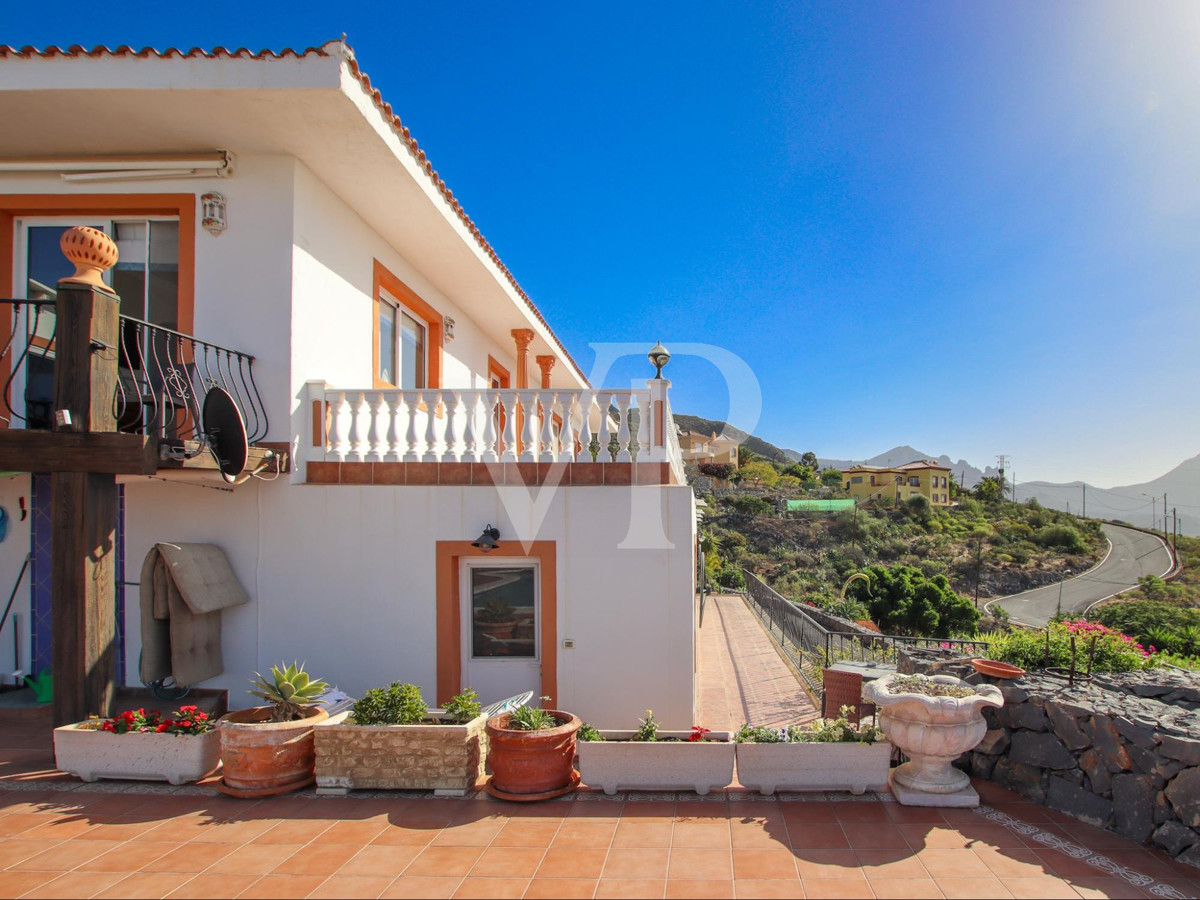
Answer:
218, 705, 329, 798
971, 658, 1025, 679
479, 620, 518, 641
486, 710, 580, 801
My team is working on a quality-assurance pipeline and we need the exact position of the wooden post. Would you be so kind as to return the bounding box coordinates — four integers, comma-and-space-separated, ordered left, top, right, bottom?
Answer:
50, 238, 121, 725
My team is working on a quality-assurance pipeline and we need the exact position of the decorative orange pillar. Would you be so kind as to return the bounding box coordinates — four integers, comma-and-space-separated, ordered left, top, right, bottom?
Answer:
511, 329, 535, 389
535, 355, 555, 389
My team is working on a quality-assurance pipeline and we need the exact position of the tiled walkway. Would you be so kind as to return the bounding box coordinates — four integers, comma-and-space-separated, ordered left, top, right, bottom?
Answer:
697, 594, 820, 732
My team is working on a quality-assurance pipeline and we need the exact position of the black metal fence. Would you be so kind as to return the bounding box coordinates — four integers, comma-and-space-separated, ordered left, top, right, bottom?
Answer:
1, 300, 266, 451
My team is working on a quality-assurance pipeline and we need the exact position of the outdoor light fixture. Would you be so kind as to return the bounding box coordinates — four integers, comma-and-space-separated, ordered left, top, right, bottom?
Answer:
472, 525, 501, 553
648, 341, 671, 379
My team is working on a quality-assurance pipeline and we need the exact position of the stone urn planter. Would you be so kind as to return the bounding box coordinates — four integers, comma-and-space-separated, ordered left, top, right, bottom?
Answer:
53, 723, 220, 786
578, 731, 734, 795
218, 706, 329, 797
736, 740, 892, 795
863, 673, 1003, 807
314, 712, 488, 796
486, 710, 581, 801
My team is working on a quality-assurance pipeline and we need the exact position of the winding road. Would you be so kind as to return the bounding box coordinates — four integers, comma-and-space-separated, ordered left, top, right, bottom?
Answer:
985, 523, 1174, 627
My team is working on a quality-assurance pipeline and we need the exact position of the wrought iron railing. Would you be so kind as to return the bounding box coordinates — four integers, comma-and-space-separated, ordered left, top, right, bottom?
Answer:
1, 299, 267, 451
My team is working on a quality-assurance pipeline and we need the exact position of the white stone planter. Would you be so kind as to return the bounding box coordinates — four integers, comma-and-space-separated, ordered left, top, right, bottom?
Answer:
53, 723, 220, 785
314, 712, 488, 796
863, 673, 1003, 806
735, 741, 892, 795
577, 731, 734, 795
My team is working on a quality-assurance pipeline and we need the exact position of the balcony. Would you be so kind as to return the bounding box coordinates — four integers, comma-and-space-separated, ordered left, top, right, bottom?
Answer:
303, 382, 685, 487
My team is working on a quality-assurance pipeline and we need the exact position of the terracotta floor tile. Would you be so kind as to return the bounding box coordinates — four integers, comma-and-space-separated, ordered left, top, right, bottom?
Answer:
801, 876, 873, 899
733, 879, 806, 898
668, 847, 734, 881
307, 874, 396, 898
448, 876, 530, 899
667, 879, 734, 898
232, 874, 327, 899
466, 847, 545, 879
403, 847, 485, 879
142, 817, 213, 843
896, 824, 970, 850
1100, 849, 1187, 880
253, 819, 335, 844
490, 822, 560, 847
613, 822, 674, 848
522, 877, 599, 899
790, 850, 860, 880
1065, 877, 1152, 900
19, 818, 100, 841
787, 824, 850, 851
427, 820, 502, 848
731, 822, 791, 850
270, 842, 360, 877
831, 805, 891, 825
17, 870, 125, 898
998, 875, 1081, 898
341, 844, 424, 878
0, 814, 47, 838
624, 801, 679, 821
370, 825, 440, 847
673, 823, 732, 849
551, 822, 617, 849
971, 846, 1056, 879
141, 842, 237, 874
853, 849, 929, 879
0, 839, 62, 868
603, 848, 670, 880
867, 876, 944, 899
595, 878, 666, 898
916, 848, 993, 879
85, 840, 179, 872
536, 848, 608, 879
934, 876, 1013, 899
12, 838, 121, 871
93, 872, 197, 899
205, 842, 303, 876
320, 819, 392, 845
379, 875, 464, 899
884, 806, 948, 825
844, 824, 910, 850
781, 804, 838, 825
189, 820, 276, 844
0, 870, 58, 898
732, 848, 799, 881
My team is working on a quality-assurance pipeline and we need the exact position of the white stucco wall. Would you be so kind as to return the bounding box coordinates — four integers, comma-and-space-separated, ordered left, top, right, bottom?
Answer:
121, 478, 697, 730
0, 475, 31, 679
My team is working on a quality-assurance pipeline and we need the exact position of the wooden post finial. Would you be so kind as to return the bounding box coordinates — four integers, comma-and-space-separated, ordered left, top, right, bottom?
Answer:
59, 226, 118, 289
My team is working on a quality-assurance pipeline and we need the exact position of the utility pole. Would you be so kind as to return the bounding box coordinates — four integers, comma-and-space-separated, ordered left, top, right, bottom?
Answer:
1012, 471, 1017, 503
1164, 494, 1168, 543
996, 455, 1009, 502
1082, 483, 1086, 519
1173, 508, 1178, 555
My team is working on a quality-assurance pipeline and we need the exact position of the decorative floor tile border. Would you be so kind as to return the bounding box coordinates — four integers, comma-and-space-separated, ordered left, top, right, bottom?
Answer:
973, 805, 1190, 900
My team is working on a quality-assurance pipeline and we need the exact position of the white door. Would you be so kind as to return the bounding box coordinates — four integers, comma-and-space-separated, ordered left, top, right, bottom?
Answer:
460, 560, 541, 707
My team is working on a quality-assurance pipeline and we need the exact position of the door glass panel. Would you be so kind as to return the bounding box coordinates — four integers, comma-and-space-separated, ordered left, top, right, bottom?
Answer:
400, 310, 425, 389
470, 567, 536, 659
148, 221, 179, 329
378, 300, 397, 385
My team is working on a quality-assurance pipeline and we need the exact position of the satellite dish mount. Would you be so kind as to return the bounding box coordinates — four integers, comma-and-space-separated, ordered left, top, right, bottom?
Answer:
202, 387, 248, 483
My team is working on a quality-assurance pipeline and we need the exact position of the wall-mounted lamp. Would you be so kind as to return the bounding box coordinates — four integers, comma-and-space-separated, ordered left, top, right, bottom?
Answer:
443, 316, 456, 342
648, 341, 671, 379
471, 524, 501, 553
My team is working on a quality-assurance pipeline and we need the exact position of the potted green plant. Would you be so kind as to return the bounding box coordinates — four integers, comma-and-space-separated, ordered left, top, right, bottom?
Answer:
218, 662, 330, 798
314, 684, 488, 796
54, 705, 219, 785
485, 698, 581, 801
576, 710, 734, 795
734, 708, 891, 795
474, 597, 518, 641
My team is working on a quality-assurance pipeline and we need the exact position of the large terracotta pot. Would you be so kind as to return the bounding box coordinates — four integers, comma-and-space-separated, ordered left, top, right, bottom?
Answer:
863, 674, 1002, 796
486, 710, 580, 801
218, 705, 329, 797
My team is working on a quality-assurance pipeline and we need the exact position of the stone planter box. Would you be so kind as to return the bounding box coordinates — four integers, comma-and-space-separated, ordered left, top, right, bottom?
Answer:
735, 741, 892, 795
53, 722, 220, 785
578, 731, 735, 795
314, 712, 487, 796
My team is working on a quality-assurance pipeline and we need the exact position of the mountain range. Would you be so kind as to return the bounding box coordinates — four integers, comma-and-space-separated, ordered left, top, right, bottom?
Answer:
677, 414, 1200, 536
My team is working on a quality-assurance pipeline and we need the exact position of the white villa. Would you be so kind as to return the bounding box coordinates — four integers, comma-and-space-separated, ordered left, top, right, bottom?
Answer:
0, 41, 698, 728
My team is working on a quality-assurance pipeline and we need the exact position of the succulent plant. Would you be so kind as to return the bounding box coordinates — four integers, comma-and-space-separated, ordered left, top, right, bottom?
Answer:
249, 661, 329, 722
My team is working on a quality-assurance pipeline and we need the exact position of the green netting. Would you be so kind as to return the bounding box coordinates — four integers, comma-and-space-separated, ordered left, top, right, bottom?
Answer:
786, 499, 856, 512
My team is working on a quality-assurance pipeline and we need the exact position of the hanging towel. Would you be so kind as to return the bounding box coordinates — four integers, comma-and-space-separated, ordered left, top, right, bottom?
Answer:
139, 543, 250, 688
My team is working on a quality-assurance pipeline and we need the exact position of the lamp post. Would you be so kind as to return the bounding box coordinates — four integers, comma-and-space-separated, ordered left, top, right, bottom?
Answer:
648, 341, 670, 379
1056, 569, 1071, 619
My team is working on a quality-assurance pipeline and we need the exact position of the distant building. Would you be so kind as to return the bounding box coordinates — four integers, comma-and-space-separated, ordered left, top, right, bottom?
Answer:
844, 460, 951, 505
678, 429, 740, 469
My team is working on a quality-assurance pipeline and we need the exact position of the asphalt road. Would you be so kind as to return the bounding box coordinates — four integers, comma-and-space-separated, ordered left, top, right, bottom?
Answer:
985, 523, 1174, 627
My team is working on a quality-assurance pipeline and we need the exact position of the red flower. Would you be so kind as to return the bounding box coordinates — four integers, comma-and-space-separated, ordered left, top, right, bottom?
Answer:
155, 723, 170, 733
194, 712, 208, 721
689, 726, 711, 742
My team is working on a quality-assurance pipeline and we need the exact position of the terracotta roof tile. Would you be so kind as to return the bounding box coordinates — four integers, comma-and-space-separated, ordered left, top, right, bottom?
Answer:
0, 40, 589, 386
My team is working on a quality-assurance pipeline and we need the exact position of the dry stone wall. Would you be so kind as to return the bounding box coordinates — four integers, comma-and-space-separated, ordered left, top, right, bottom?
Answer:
957, 669, 1200, 869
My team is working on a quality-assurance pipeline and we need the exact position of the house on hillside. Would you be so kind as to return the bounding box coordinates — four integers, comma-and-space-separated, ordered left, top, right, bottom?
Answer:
844, 460, 951, 506
678, 429, 739, 470
0, 41, 696, 728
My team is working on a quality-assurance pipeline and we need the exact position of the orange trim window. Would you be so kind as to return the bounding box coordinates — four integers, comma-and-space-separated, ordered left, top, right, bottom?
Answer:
372, 260, 442, 390
487, 355, 511, 389
0, 194, 196, 423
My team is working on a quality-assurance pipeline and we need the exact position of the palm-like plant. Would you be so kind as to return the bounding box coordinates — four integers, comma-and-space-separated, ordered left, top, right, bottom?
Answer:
249, 661, 329, 722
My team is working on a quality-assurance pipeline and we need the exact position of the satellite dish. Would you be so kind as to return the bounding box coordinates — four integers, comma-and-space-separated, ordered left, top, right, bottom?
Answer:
202, 387, 248, 483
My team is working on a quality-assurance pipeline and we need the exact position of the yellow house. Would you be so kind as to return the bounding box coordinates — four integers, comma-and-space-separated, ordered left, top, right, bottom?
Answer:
678, 430, 740, 469
843, 460, 951, 505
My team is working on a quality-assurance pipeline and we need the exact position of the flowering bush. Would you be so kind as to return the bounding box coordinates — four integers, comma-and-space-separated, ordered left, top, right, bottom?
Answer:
688, 726, 712, 742
735, 707, 883, 744
91, 705, 213, 736
984, 620, 1155, 673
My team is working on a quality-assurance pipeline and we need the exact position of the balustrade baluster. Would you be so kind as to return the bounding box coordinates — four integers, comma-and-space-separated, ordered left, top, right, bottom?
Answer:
481, 392, 499, 463
344, 392, 365, 462
461, 391, 479, 463
383, 393, 402, 462
403, 391, 421, 462
577, 393, 593, 462
596, 391, 613, 462
328, 391, 347, 461
501, 392, 519, 463
539, 392, 557, 463
615, 394, 632, 463
519, 391, 538, 463
422, 390, 441, 462
442, 390, 460, 462
560, 395, 576, 463
366, 393, 384, 462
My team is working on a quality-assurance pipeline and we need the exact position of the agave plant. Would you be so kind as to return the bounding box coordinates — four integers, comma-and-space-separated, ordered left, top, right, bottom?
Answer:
249, 662, 329, 722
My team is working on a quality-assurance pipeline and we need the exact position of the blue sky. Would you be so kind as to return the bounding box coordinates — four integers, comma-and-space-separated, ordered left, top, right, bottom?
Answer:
5, 1, 1198, 485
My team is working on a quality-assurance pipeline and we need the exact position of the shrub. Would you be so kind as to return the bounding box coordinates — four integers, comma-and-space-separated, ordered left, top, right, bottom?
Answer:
1035, 525, 1086, 553
726, 495, 774, 517
983, 620, 1153, 673
845, 565, 980, 638
698, 462, 735, 481
1091, 600, 1200, 651
441, 689, 482, 724
352, 682, 428, 725
716, 566, 746, 590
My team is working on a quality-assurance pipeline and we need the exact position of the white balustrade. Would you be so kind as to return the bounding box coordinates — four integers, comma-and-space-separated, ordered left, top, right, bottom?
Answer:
310, 386, 681, 475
